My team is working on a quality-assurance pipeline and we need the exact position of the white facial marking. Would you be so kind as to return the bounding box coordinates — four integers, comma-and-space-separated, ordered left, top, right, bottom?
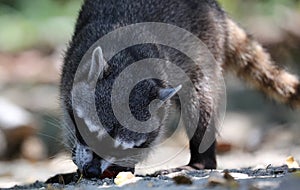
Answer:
114, 136, 146, 149
121, 141, 135, 149
74, 143, 93, 170
114, 137, 122, 148
135, 138, 146, 147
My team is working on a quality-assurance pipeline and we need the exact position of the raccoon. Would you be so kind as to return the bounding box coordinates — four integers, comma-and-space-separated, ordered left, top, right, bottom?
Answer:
60, 0, 300, 178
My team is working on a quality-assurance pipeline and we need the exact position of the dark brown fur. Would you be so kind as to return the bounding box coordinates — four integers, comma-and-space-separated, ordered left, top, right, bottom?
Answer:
225, 18, 300, 108
61, 0, 300, 178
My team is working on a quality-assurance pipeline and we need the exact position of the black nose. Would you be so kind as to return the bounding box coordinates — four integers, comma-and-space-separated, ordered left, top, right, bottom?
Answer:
83, 164, 102, 178
82, 159, 102, 178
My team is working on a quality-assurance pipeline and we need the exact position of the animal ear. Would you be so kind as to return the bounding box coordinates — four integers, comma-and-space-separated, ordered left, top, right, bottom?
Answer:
149, 85, 182, 114
88, 46, 108, 83
158, 85, 182, 101
71, 46, 108, 133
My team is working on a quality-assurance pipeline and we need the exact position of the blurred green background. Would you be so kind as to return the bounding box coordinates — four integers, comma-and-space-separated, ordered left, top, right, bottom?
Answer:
0, 0, 299, 154
0, 0, 81, 52
0, 0, 300, 52
0, 0, 299, 162
0, 0, 300, 187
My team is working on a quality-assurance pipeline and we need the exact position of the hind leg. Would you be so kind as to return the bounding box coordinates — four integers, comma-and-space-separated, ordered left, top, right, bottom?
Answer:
188, 128, 216, 169
153, 108, 217, 176
151, 114, 217, 176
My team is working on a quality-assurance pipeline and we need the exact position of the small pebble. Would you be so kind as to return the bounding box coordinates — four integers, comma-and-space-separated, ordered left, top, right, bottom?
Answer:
172, 175, 193, 185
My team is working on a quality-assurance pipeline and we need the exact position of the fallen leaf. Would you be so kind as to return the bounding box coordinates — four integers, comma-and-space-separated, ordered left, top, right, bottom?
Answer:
216, 142, 233, 154
286, 156, 299, 168
207, 171, 239, 188
172, 175, 193, 185
45, 171, 79, 185
114, 172, 135, 186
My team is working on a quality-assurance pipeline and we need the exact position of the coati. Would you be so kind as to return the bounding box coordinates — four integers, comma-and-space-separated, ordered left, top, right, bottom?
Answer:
60, 0, 300, 178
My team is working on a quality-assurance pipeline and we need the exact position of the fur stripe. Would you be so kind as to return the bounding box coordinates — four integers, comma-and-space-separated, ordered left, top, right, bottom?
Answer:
225, 18, 300, 108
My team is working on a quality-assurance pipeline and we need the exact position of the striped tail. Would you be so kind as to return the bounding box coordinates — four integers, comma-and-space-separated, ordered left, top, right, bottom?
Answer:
224, 18, 300, 108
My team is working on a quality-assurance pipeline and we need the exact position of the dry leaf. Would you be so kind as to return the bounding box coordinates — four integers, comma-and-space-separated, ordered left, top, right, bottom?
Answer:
172, 175, 193, 185
216, 142, 233, 154
207, 171, 239, 188
208, 172, 227, 186
114, 172, 135, 186
286, 156, 300, 168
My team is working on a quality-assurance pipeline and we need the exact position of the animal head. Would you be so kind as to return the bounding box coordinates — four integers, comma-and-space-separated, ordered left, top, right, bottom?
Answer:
66, 46, 181, 177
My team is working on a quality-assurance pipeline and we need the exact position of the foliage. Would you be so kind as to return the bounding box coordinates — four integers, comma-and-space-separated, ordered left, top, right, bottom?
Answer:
0, 0, 300, 52
218, 0, 300, 18
0, 0, 82, 52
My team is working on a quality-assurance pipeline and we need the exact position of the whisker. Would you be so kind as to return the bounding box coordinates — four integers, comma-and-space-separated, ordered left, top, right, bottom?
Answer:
42, 113, 77, 141
36, 132, 74, 152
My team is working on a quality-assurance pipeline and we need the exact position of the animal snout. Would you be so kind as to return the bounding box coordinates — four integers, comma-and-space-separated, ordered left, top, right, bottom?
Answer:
82, 158, 102, 178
